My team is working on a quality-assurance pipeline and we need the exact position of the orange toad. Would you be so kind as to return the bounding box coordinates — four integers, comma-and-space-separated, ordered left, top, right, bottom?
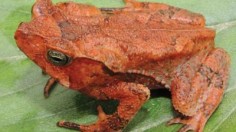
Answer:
15, 0, 230, 131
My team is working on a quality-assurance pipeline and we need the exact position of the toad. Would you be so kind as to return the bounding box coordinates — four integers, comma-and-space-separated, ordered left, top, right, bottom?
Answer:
14, 0, 230, 131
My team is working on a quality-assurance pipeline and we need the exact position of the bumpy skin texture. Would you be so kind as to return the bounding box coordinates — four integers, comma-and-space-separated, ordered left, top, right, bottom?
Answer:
15, 0, 230, 132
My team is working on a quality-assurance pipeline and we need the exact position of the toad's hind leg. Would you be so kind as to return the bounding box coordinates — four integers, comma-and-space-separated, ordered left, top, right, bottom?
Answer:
169, 48, 230, 132
58, 82, 150, 131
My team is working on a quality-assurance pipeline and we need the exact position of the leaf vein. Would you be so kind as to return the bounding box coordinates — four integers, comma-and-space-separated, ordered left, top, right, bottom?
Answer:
0, 81, 44, 98
211, 101, 236, 132
208, 20, 236, 33
2, 100, 96, 127
0, 7, 30, 14
130, 115, 172, 132
0, 55, 27, 61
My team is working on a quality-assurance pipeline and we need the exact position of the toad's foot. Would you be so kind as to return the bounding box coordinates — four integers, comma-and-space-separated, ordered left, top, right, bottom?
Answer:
58, 82, 150, 132
57, 106, 108, 131
167, 113, 206, 132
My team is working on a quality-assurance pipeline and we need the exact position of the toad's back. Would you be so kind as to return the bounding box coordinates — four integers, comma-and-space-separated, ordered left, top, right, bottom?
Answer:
68, 2, 216, 73
29, 1, 216, 82
26, 1, 217, 82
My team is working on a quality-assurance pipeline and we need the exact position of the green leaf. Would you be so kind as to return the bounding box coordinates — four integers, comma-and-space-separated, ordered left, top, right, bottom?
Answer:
0, 0, 236, 132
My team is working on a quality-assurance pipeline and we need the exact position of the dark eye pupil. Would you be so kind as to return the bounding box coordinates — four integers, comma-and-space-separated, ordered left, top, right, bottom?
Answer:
51, 57, 63, 62
47, 50, 70, 66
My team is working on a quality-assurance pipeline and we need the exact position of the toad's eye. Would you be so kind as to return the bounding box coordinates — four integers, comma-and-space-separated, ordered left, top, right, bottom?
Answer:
47, 50, 70, 66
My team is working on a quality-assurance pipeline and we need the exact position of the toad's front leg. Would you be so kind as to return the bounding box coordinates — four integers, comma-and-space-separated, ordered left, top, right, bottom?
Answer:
58, 82, 150, 132
169, 48, 230, 132
43, 77, 57, 98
